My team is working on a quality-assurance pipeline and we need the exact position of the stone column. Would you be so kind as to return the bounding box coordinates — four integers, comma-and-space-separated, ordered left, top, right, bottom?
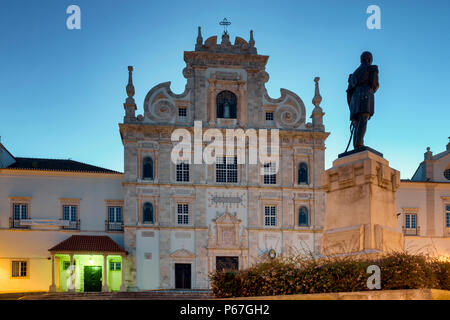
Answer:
102, 254, 109, 292
120, 256, 126, 292
49, 254, 56, 292
321, 150, 403, 256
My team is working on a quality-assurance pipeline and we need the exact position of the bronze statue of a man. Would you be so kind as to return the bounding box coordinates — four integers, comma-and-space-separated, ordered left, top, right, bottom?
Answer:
346, 51, 379, 149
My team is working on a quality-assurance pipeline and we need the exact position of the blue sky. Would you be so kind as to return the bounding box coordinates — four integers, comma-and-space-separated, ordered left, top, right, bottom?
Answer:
1, 0, 449, 178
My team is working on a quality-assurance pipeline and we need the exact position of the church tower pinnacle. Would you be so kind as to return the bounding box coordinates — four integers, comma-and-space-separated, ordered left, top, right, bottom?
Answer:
123, 66, 137, 122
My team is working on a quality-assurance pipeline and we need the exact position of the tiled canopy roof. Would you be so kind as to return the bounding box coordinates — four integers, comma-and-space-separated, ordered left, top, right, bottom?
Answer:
7, 157, 121, 174
49, 235, 127, 254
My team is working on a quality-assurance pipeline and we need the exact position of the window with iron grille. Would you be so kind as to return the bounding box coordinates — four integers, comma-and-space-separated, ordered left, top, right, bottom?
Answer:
263, 163, 277, 184
405, 214, 417, 229
176, 162, 190, 182
216, 157, 238, 183
11, 261, 27, 277
177, 204, 189, 225
108, 207, 122, 223
265, 112, 274, 121
264, 206, 276, 226
13, 204, 28, 220
178, 108, 187, 117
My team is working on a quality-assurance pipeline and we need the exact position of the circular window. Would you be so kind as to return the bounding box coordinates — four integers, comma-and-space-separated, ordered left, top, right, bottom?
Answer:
444, 169, 450, 180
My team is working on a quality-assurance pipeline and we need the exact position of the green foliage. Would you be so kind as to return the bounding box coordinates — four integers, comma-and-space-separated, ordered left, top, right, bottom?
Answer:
209, 252, 450, 298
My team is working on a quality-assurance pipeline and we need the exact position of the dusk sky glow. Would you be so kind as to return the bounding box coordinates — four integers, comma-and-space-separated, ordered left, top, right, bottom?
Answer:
1, 0, 449, 178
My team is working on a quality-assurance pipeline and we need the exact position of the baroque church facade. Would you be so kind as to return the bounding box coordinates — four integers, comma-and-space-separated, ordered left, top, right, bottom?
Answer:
119, 28, 329, 290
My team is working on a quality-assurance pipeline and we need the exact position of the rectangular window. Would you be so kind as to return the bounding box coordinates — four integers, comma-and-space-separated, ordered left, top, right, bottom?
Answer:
11, 261, 27, 277
62, 205, 79, 230
446, 205, 450, 228
265, 112, 274, 121
264, 206, 276, 226
405, 214, 417, 229
109, 262, 121, 271
263, 163, 277, 184
177, 204, 189, 225
176, 162, 190, 182
108, 207, 122, 223
63, 261, 70, 270
13, 204, 28, 220
178, 108, 187, 118
216, 157, 238, 183
107, 206, 123, 231
63, 205, 77, 221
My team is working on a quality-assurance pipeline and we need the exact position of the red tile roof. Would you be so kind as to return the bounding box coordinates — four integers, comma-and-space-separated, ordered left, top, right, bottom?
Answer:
49, 235, 127, 254
7, 157, 122, 174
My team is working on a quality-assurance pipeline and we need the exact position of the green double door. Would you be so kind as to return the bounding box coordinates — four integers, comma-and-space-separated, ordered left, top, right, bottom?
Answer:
84, 266, 102, 292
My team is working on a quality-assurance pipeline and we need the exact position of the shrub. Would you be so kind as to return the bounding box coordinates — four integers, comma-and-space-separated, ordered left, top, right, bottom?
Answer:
210, 252, 450, 298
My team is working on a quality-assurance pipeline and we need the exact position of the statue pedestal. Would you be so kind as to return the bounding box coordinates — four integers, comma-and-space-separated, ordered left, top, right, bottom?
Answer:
321, 150, 403, 256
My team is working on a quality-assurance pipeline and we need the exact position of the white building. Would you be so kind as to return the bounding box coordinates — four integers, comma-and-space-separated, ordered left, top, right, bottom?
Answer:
0, 142, 125, 293
396, 139, 450, 257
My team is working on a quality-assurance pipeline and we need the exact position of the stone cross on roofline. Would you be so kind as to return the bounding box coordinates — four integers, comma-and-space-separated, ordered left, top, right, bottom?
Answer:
219, 18, 231, 35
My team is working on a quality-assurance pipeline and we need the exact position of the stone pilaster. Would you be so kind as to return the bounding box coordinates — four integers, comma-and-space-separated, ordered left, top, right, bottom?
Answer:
123, 228, 137, 290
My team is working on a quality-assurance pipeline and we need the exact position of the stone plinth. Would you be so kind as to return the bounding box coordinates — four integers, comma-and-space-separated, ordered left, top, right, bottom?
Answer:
321, 150, 403, 256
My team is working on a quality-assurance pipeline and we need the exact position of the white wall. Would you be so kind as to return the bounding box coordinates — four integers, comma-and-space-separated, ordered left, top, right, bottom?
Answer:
396, 181, 450, 258
0, 170, 124, 292
136, 230, 160, 290
0, 172, 123, 230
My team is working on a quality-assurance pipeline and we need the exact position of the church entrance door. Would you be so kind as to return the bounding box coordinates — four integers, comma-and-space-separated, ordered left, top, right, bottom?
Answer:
175, 263, 191, 289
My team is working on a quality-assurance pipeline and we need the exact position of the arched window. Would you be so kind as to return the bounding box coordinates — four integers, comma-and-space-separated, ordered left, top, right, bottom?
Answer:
143, 202, 154, 224
216, 90, 237, 119
143, 157, 154, 180
444, 168, 450, 181
298, 162, 308, 184
298, 206, 309, 227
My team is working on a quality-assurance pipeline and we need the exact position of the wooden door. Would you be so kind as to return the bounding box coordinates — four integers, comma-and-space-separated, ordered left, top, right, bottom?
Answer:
175, 263, 191, 289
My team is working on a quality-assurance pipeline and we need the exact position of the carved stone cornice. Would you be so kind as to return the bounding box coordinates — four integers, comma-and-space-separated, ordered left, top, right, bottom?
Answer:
184, 51, 268, 70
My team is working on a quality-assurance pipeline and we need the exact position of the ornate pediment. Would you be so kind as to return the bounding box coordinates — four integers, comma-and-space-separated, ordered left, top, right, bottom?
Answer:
214, 210, 241, 225
170, 248, 195, 259
208, 209, 243, 249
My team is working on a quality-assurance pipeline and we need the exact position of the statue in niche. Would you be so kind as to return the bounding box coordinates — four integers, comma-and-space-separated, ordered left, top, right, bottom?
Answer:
223, 102, 231, 118
216, 90, 237, 119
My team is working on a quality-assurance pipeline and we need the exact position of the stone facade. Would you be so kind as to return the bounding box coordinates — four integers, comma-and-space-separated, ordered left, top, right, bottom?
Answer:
119, 28, 329, 290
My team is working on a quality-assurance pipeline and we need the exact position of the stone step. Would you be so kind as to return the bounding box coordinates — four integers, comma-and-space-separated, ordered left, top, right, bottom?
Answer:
18, 290, 215, 300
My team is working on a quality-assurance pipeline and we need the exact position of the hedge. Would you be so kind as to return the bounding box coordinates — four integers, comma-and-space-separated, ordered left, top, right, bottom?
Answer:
210, 252, 450, 298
